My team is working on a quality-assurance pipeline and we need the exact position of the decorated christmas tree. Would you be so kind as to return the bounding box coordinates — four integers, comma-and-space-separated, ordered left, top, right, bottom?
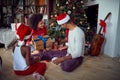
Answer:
48, 0, 95, 44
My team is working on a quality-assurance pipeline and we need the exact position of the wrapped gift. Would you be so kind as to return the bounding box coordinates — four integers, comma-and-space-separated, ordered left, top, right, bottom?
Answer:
32, 36, 53, 51
32, 37, 44, 51
46, 38, 53, 50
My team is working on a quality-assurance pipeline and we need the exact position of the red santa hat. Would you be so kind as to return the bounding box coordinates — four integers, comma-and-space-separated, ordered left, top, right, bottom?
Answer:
16, 23, 32, 46
56, 13, 70, 25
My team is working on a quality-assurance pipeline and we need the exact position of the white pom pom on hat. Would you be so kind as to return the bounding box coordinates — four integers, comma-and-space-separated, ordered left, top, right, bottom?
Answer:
56, 13, 70, 25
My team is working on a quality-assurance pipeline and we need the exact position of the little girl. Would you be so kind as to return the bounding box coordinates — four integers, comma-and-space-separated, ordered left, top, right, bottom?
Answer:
13, 24, 46, 80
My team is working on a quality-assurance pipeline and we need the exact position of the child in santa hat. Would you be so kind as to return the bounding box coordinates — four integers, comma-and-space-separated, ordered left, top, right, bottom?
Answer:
13, 23, 46, 80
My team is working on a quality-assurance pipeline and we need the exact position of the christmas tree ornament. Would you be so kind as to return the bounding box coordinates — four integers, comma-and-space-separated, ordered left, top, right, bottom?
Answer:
67, 10, 71, 14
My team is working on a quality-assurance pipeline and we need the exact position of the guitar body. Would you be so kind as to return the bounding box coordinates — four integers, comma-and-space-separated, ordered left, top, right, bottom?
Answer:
89, 34, 104, 56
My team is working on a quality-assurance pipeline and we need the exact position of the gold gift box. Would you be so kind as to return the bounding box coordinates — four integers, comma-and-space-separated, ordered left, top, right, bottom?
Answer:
32, 36, 53, 51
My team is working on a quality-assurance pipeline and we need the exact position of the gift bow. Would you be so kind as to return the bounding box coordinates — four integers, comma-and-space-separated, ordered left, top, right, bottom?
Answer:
99, 19, 106, 34
38, 36, 48, 42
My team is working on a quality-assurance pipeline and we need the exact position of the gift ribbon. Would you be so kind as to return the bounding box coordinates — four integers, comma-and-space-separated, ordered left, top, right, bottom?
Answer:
33, 36, 49, 48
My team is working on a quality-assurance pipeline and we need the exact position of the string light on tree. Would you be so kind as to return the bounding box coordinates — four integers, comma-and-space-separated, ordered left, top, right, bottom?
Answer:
80, 21, 83, 24
57, 3, 59, 7
54, 14, 57, 17
66, 1, 69, 4
50, 15, 53, 18
87, 26, 90, 30
73, 6, 75, 9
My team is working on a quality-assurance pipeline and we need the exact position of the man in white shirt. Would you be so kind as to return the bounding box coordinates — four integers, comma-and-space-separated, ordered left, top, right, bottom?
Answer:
34, 13, 85, 72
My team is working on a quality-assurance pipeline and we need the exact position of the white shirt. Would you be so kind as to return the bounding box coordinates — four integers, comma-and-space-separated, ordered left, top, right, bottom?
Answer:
13, 46, 29, 70
67, 26, 85, 58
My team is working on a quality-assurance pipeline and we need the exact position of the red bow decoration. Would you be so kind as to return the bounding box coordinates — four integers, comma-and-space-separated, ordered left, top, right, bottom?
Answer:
99, 19, 106, 34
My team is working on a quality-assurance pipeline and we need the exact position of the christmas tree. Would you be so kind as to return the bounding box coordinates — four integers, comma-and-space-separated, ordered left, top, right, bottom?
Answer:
48, 0, 94, 44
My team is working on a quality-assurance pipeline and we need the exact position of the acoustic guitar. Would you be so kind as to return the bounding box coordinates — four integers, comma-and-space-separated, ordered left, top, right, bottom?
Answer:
89, 12, 111, 56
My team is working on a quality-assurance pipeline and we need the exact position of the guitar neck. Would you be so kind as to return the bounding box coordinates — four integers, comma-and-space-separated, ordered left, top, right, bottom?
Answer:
98, 27, 102, 34
98, 12, 111, 34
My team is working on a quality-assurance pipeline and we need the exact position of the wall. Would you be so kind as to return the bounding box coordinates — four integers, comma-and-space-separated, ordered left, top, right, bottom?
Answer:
85, 0, 120, 57
114, 2, 120, 57
97, 0, 120, 57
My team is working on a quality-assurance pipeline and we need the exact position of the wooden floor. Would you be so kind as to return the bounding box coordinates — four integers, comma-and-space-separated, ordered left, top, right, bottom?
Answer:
0, 48, 120, 80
